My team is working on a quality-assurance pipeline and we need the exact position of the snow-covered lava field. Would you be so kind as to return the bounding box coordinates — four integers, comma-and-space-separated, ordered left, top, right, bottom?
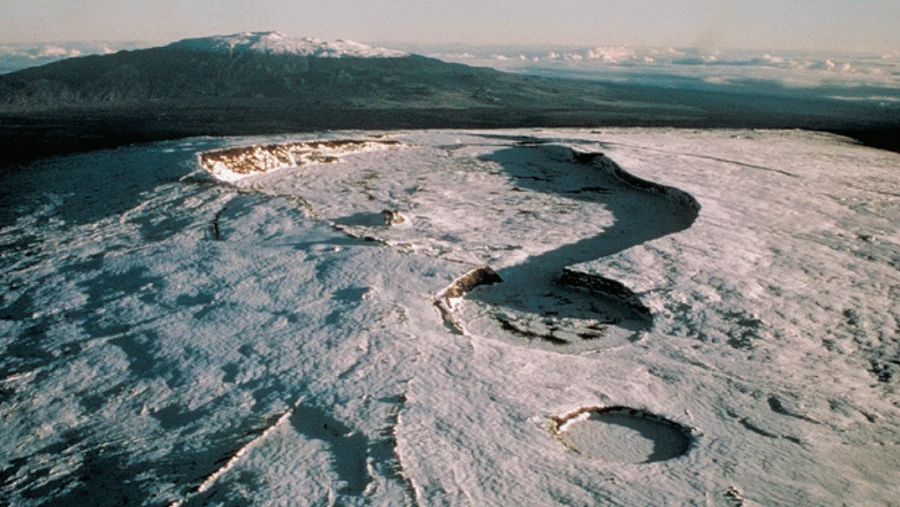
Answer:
1, 128, 898, 506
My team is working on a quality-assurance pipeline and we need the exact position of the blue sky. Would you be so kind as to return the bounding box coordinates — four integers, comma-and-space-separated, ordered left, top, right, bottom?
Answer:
2, 0, 898, 52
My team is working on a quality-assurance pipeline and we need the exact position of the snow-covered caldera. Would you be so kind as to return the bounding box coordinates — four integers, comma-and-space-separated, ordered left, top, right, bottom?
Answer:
1, 129, 898, 505
167, 31, 408, 58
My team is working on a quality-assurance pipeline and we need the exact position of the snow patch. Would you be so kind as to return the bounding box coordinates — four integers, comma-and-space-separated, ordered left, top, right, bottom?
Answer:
168, 31, 408, 58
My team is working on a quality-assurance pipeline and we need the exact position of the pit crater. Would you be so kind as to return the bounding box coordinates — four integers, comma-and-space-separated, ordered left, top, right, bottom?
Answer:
552, 406, 694, 464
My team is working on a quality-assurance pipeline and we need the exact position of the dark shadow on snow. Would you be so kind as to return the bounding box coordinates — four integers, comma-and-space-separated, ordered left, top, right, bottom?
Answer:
0, 139, 222, 230
290, 404, 370, 495
462, 144, 700, 345
552, 406, 694, 464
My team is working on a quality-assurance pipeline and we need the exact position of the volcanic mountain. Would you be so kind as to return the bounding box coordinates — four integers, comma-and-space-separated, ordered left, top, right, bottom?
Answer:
0, 31, 897, 167
0, 31, 609, 110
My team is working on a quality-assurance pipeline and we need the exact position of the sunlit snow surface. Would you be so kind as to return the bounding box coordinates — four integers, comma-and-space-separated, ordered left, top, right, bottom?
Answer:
167, 32, 408, 58
1, 129, 898, 505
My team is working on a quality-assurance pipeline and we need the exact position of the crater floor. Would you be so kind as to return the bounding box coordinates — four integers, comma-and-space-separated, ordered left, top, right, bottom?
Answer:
0, 129, 898, 506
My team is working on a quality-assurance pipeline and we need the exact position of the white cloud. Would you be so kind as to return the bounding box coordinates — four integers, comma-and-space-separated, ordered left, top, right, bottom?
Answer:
36, 45, 69, 58
585, 46, 636, 63
763, 53, 784, 64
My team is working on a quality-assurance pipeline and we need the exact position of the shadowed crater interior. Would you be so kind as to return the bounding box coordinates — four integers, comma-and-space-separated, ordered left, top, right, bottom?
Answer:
457, 144, 699, 352
552, 406, 694, 464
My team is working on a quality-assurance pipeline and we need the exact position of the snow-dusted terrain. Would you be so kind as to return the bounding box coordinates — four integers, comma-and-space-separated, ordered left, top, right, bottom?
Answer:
167, 31, 407, 58
0, 128, 898, 505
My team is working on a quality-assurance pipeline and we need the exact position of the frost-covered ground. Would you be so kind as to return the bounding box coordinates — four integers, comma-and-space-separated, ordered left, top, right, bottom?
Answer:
0, 128, 898, 506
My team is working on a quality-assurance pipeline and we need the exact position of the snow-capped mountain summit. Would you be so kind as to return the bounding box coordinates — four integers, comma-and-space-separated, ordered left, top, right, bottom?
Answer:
167, 31, 408, 58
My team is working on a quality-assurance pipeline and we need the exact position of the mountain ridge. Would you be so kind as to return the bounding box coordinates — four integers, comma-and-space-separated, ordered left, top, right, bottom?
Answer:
0, 38, 596, 111
1, 32, 898, 168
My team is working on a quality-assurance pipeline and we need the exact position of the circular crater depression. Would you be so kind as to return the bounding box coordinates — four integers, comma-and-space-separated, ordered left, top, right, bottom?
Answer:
553, 407, 693, 464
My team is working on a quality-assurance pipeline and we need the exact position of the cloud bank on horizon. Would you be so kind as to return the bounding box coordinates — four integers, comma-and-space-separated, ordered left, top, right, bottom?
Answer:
0, 41, 146, 74
424, 44, 900, 103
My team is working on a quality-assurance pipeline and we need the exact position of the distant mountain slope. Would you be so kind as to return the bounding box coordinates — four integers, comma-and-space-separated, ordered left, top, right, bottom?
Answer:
0, 41, 149, 74
0, 32, 611, 111
0, 33, 898, 168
